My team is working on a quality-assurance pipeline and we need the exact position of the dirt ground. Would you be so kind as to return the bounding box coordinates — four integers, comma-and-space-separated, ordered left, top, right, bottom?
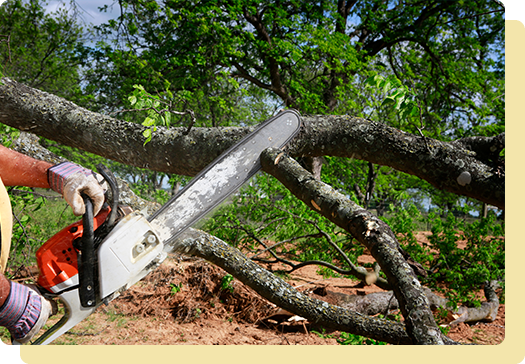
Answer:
2, 232, 504, 345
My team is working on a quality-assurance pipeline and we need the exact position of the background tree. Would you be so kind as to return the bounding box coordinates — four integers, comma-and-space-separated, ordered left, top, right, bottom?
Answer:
0, 0, 88, 103
83, 0, 504, 211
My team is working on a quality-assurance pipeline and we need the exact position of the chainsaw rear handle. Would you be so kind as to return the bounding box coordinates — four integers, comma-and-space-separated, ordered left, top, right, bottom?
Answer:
77, 194, 96, 308
76, 164, 120, 307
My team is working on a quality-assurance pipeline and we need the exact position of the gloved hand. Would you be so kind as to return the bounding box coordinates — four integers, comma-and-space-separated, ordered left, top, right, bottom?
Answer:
47, 162, 106, 216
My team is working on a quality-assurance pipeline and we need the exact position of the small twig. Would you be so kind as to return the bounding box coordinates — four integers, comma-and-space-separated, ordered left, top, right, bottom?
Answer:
11, 211, 32, 248
183, 109, 197, 135
109, 106, 188, 117
0, 34, 11, 63
251, 233, 323, 258
9, 188, 61, 200
226, 202, 390, 288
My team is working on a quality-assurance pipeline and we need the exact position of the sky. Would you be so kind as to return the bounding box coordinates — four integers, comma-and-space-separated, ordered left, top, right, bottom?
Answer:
44, 0, 121, 26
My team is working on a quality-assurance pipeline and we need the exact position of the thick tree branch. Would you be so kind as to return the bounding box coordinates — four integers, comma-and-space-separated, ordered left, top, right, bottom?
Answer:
287, 115, 504, 209
452, 133, 505, 164
260, 147, 445, 344
0, 78, 504, 208
173, 228, 414, 344
0, 78, 251, 176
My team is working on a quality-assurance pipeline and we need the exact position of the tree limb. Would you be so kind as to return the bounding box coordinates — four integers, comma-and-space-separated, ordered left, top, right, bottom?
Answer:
260, 147, 446, 344
172, 228, 414, 344
0, 78, 504, 208
288, 115, 504, 209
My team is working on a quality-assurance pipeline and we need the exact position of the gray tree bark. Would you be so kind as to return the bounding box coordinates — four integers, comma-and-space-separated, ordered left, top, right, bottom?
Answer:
260, 148, 446, 344
0, 78, 504, 208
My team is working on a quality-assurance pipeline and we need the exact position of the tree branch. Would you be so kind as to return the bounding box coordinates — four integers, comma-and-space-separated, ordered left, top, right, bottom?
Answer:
172, 228, 413, 344
288, 115, 504, 209
260, 147, 446, 344
0, 78, 504, 208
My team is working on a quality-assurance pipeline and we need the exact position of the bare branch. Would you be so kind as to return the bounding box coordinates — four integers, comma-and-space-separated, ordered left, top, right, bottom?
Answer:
260, 147, 447, 344
0, 78, 504, 208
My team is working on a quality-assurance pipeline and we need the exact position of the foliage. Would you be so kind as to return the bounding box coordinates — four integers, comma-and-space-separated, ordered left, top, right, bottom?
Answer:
206, 184, 504, 309
6, 188, 77, 276
381, 204, 434, 267
204, 172, 363, 270
6, 187, 44, 275
0, 0, 89, 105
364, 74, 421, 128
220, 274, 235, 293
131, 181, 171, 205
383, 204, 505, 308
426, 211, 504, 308
337, 331, 387, 345
129, 84, 172, 144
312, 328, 386, 345
77, 0, 504, 220
170, 282, 183, 295
0, 124, 20, 148
86, 0, 503, 136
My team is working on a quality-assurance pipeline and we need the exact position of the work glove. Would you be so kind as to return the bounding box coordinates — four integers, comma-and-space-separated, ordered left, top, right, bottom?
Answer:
47, 162, 106, 216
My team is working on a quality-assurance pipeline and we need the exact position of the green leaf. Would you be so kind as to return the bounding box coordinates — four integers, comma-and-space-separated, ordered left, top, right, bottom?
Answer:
128, 95, 137, 106
142, 128, 152, 143
381, 96, 396, 107
142, 116, 156, 127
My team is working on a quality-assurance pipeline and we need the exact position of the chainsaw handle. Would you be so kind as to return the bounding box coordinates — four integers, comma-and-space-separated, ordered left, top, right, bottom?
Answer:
31, 288, 98, 345
77, 193, 97, 307
96, 163, 119, 229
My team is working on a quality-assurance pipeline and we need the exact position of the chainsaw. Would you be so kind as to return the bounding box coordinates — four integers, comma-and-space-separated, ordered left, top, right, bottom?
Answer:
28, 110, 302, 345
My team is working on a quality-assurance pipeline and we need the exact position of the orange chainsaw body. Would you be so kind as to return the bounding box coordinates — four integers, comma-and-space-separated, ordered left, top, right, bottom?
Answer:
36, 207, 111, 293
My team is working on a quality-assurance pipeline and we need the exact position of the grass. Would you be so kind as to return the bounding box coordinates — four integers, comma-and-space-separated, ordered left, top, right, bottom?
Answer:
105, 308, 129, 328
23, 191, 78, 241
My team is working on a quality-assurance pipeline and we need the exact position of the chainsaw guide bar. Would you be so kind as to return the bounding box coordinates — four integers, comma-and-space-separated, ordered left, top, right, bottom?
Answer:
30, 109, 301, 345
150, 109, 302, 249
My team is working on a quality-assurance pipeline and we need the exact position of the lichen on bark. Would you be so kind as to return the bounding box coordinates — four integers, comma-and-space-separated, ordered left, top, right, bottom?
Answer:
260, 147, 448, 344
0, 78, 504, 208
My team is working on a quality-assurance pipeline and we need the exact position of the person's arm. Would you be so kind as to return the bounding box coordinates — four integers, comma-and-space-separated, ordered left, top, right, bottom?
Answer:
0, 145, 106, 216
0, 145, 52, 188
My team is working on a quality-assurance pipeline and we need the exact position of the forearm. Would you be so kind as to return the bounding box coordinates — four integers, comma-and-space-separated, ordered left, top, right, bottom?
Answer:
0, 145, 52, 188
